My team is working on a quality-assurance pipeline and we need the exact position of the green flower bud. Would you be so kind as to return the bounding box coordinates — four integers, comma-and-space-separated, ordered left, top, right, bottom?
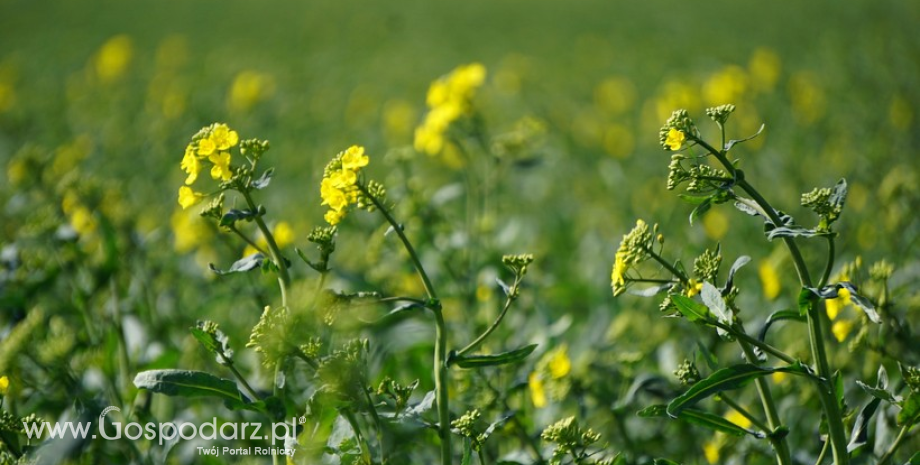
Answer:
705, 104, 736, 124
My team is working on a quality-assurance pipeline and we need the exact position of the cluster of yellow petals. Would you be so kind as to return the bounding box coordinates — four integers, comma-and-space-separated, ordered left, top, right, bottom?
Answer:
665, 128, 686, 150
414, 63, 486, 155
320, 146, 369, 225
528, 344, 572, 408
178, 123, 239, 209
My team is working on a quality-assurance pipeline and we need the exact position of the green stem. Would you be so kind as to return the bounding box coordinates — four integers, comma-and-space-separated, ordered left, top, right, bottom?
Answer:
241, 190, 290, 308
219, 353, 260, 402
819, 236, 835, 288
738, 341, 792, 465
228, 224, 268, 256
877, 425, 911, 465
361, 185, 451, 465
364, 388, 387, 464
643, 246, 689, 285
702, 139, 850, 465
343, 408, 373, 464
456, 276, 521, 356
814, 437, 830, 465
713, 321, 797, 364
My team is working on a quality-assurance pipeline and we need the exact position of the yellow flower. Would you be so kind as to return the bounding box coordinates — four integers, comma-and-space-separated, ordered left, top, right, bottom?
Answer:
197, 137, 216, 156
611, 252, 628, 296
528, 372, 547, 408
208, 152, 233, 181
70, 206, 97, 235
548, 345, 571, 379
324, 209, 344, 226
210, 124, 239, 151
178, 186, 205, 209
703, 438, 720, 464
329, 169, 357, 189
664, 128, 686, 150
831, 320, 854, 342
273, 221, 294, 248
686, 279, 703, 297
341, 145, 370, 171
0, 375, 9, 396
180, 144, 201, 185
171, 209, 213, 253
759, 261, 781, 301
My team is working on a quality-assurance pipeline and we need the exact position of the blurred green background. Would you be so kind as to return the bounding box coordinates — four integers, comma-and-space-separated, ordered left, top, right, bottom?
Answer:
1, 0, 918, 462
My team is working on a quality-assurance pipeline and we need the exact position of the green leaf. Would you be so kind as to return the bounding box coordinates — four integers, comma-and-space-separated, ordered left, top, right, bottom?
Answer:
806, 283, 881, 323
689, 196, 713, 226
700, 282, 732, 339
696, 341, 719, 371
629, 283, 674, 298
671, 294, 711, 322
134, 369, 243, 403
447, 344, 538, 369
758, 309, 805, 342
906, 451, 920, 465
209, 253, 265, 275
722, 255, 751, 293
667, 364, 780, 417
897, 392, 920, 427
847, 396, 881, 453
637, 404, 760, 438
653, 459, 680, 465
678, 194, 712, 205
460, 437, 473, 465
219, 208, 258, 227
856, 381, 896, 402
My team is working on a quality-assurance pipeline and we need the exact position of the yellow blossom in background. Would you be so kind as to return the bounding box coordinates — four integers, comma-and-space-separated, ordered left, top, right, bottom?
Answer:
724, 410, 752, 430
381, 99, 417, 142
825, 287, 851, 320
0, 62, 15, 113
528, 372, 547, 408
788, 71, 826, 124
69, 205, 97, 236
703, 438, 720, 464
758, 260, 782, 301
655, 80, 700, 123
95, 34, 133, 82
0, 375, 8, 395
702, 209, 728, 240
748, 48, 781, 93
547, 345, 571, 379
244, 222, 295, 257
772, 371, 788, 384
171, 209, 213, 254
664, 128, 685, 150
594, 76, 637, 116
831, 320, 854, 342
888, 95, 913, 131
178, 186, 205, 209
228, 70, 275, 112
414, 63, 486, 158
602, 123, 635, 159
703, 65, 748, 107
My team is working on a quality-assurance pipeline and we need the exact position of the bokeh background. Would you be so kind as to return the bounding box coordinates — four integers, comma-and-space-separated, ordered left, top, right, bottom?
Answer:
1, 0, 918, 463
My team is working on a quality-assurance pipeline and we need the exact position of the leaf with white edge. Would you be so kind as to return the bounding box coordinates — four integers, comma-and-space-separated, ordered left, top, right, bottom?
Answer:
252, 168, 275, 190
448, 344, 538, 369
134, 370, 243, 403
210, 253, 265, 275
629, 283, 675, 298
671, 294, 711, 323
402, 391, 436, 418
724, 124, 765, 151
722, 255, 751, 293
482, 414, 513, 441
733, 200, 760, 217
838, 282, 881, 323
495, 278, 512, 297
766, 226, 818, 240
847, 396, 881, 452
701, 282, 732, 339
689, 197, 713, 226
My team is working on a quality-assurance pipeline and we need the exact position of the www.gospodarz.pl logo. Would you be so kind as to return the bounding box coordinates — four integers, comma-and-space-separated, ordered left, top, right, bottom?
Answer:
23, 406, 302, 448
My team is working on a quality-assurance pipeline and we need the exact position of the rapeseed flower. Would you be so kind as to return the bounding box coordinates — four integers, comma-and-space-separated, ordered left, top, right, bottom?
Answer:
0, 375, 9, 396
180, 144, 201, 184
320, 145, 372, 225
178, 186, 205, 209
664, 128, 686, 150
414, 63, 487, 158
611, 219, 655, 296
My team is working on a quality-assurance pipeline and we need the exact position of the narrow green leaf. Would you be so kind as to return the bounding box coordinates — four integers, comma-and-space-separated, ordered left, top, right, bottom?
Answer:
448, 344, 538, 369
134, 369, 243, 403
758, 309, 805, 342
460, 437, 473, 465
638, 404, 757, 437
906, 451, 920, 465
251, 168, 274, 190
724, 124, 765, 151
667, 364, 775, 417
897, 392, 920, 427
219, 208, 258, 227
678, 194, 712, 205
856, 380, 896, 403
689, 196, 713, 226
670, 294, 711, 322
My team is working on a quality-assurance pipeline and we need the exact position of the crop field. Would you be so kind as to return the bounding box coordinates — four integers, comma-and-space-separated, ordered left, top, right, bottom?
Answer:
0, 0, 918, 464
